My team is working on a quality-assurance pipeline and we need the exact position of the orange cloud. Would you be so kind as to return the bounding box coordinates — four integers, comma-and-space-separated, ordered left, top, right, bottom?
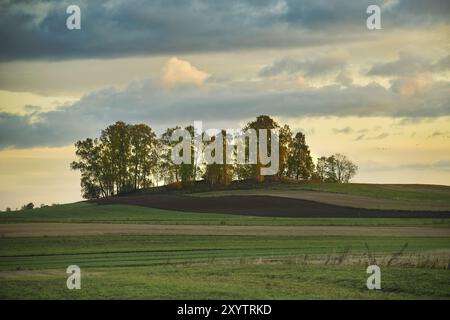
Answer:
161, 57, 209, 88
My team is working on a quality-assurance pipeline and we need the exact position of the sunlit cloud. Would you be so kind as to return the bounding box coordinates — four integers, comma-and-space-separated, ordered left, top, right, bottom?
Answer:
160, 57, 210, 89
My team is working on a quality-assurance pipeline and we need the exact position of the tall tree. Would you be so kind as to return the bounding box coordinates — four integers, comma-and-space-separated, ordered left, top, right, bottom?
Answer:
287, 132, 315, 180
242, 115, 280, 182
100, 121, 131, 194
316, 156, 327, 182
278, 124, 293, 178
129, 124, 158, 189
179, 125, 197, 185
71, 138, 111, 198
325, 155, 337, 182
203, 130, 234, 186
159, 126, 182, 184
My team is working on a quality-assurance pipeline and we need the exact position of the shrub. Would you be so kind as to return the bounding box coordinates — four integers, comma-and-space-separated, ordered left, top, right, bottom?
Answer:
21, 202, 34, 210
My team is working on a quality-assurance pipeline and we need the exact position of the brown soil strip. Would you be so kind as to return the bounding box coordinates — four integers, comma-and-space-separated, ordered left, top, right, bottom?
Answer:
193, 190, 450, 211
1, 223, 448, 238
95, 194, 450, 218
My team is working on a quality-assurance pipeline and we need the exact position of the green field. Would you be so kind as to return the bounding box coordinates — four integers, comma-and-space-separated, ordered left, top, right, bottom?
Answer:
0, 234, 449, 299
2, 235, 450, 268
268, 183, 450, 200
0, 183, 449, 299
1, 264, 449, 300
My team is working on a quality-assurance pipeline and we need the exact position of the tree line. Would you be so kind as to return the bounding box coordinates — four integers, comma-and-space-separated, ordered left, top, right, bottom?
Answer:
71, 115, 358, 199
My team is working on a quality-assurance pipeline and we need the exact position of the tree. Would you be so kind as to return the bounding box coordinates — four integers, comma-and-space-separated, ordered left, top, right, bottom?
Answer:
80, 175, 102, 199
159, 125, 199, 186
316, 156, 327, 181
21, 202, 34, 210
241, 115, 280, 182
333, 153, 358, 183
324, 155, 338, 182
100, 121, 131, 194
70, 116, 356, 197
129, 124, 159, 189
179, 125, 197, 185
203, 130, 234, 186
317, 154, 358, 183
71, 122, 160, 199
278, 124, 293, 178
71, 137, 112, 198
159, 126, 182, 184
287, 132, 315, 180
6, 207, 11, 212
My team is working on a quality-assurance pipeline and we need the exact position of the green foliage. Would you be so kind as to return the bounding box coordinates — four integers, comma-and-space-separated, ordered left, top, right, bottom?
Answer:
71, 116, 359, 198
179, 125, 198, 185
236, 117, 315, 182
287, 132, 315, 180
71, 121, 159, 199
317, 154, 358, 183
203, 130, 233, 186
278, 124, 293, 177
240, 115, 280, 182
159, 126, 182, 184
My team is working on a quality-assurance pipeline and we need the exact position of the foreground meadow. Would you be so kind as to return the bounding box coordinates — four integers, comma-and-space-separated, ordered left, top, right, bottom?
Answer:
0, 232, 449, 299
0, 184, 449, 299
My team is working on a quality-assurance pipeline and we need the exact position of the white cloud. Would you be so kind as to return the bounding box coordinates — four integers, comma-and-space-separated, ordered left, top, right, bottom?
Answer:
161, 57, 209, 89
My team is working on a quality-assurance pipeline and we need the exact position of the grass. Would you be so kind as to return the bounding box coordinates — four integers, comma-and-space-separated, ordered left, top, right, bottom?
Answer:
1, 263, 449, 300
267, 183, 450, 200
193, 182, 450, 200
1, 235, 449, 266
0, 234, 449, 299
1, 202, 449, 227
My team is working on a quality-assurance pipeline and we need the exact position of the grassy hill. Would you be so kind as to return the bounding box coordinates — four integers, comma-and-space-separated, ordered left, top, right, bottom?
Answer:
192, 182, 450, 211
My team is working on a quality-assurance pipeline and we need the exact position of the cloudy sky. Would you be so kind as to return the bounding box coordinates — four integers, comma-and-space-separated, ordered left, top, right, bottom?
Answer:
0, 0, 449, 209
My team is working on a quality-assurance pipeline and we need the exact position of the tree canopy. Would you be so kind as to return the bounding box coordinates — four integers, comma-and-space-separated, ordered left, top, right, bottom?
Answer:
71, 116, 358, 199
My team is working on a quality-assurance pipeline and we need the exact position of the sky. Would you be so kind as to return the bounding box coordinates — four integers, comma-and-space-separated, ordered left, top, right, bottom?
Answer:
0, 0, 449, 209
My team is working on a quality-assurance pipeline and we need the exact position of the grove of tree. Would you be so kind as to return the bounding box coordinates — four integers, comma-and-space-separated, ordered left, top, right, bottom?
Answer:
71, 116, 358, 199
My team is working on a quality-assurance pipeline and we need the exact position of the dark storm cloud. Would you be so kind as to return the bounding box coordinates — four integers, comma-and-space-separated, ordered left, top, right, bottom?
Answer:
0, 0, 448, 61
1, 78, 449, 148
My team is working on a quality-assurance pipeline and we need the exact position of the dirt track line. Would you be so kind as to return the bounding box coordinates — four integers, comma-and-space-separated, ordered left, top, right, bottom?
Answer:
0, 223, 448, 238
